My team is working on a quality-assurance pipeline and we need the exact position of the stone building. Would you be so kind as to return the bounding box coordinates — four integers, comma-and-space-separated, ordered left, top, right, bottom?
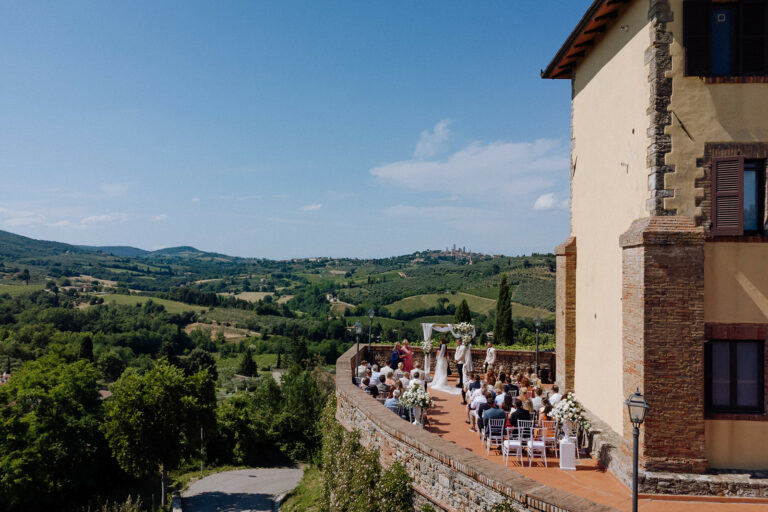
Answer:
543, 0, 768, 474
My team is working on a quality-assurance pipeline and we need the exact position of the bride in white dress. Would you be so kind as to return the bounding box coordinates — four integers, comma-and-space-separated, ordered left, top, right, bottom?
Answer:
430, 341, 462, 395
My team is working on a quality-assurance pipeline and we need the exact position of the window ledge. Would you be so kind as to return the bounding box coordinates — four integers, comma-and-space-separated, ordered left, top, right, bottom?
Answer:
706, 413, 768, 422
698, 76, 768, 84
706, 235, 768, 243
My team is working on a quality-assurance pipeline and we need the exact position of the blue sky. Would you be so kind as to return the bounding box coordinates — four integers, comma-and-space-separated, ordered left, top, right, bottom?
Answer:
0, 1, 591, 259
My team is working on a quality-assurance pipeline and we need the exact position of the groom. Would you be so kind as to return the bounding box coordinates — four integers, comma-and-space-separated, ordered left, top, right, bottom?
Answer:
454, 339, 466, 403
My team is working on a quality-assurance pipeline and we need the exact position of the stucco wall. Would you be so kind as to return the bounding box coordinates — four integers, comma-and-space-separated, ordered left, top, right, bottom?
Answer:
705, 420, 768, 470
704, 243, 768, 323
664, 0, 768, 219
570, 0, 652, 434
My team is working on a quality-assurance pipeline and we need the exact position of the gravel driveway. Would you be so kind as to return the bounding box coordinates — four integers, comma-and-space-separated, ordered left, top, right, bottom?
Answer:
182, 467, 303, 512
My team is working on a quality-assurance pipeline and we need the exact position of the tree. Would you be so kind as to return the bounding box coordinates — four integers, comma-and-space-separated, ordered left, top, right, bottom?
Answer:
0, 355, 107, 511
79, 335, 94, 361
454, 299, 471, 323
494, 275, 514, 345
238, 347, 258, 377
20, 269, 30, 286
184, 348, 218, 381
97, 351, 126, 381
102, 359, 216, 507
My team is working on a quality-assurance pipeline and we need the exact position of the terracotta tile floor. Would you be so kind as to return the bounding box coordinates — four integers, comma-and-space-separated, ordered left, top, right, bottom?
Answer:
425, 382, 768, 511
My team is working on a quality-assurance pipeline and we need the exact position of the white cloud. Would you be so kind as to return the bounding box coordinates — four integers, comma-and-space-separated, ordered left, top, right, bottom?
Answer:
100, 183, 129, 197
299, 203, 323, 212
414, 119, 452, 159
533, 192, 569, 211
153, 214, 168, 222
372, 138, 568, 199
191, 197, 201, 203
80, 213, 129, 226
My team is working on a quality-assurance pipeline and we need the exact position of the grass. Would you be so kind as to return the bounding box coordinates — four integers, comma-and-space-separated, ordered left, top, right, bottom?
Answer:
0, 283, 45, 296
101, 294, 207, 314
387, 291, 497, 316
281, 466, 323, 512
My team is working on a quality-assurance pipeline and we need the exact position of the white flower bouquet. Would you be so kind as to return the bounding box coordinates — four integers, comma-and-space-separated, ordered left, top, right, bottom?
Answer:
399, 383, 433, 408
453, 322, 475, 343
550, 394, 592, 433
421, 339, 436, 354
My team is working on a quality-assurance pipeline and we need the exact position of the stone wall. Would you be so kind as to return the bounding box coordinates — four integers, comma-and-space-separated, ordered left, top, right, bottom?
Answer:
336, 344, 611, 512
365, 345, 556, 384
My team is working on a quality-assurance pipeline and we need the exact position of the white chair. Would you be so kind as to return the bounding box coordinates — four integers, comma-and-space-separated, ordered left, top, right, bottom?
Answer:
502, 423, 532, 466
528, 426, 548, 467
486, 418, 506, 455
540, 420, 558, 457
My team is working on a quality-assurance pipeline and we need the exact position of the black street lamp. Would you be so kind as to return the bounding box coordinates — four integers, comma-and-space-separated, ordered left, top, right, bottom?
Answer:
626, 388, 649, 512
354, 320, 363, 383
368, 308, 375, 350
534, 315, 541, 375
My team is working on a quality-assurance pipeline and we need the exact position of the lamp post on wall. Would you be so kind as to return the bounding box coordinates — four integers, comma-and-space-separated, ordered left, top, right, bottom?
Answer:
368, 308, 375, 351
534, 315, 541, 375
626, 388, 649, 512
354, 320, 363, 383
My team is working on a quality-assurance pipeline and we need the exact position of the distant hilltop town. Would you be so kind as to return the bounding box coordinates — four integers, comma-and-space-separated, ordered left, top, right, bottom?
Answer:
291, 245, 502, 265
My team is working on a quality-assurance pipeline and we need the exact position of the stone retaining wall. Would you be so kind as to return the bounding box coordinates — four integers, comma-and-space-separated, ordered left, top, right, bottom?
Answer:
365, 345, 556, 383
335, 345, 613, 512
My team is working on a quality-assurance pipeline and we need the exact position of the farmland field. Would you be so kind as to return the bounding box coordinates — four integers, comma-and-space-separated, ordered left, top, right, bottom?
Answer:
218, 291, 272, 302
101, 293, 207, 313
387, 292, 496, 315
0, 283, 45, 296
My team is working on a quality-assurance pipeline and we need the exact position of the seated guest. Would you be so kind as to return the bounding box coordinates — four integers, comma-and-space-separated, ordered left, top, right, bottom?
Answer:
364, 369, 374, 386
476, 393, 494, 431
508, 399, 531, 433
519, 373, 530, 389
485, 367, 496, 387
359, 377, 369, 390
494, 382, 506, 407
531, 387, 543, 412
483, 400, 507, 438
498, 371, 507, 385
385, 371, 397, 388
539, 397, 553, 424
549, 384, 562, 405
364, 378, 379, 398
466, 386, 488, 430
523, 398, 535, 417
371, 364, 381, 385
357, 360, 369, 379
502, 393, 514, 415
377, 374, 390, 395
503, 376, 518, 394
468, 373, 482, 392
409, 370, 424, 389
384, 389, 400, 408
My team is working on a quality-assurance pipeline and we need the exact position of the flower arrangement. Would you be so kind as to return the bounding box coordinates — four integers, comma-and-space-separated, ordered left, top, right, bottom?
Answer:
399, 383, 433, 408
550, 394, 591, 433
421, 339, 436, 354
453, 322, 475, 343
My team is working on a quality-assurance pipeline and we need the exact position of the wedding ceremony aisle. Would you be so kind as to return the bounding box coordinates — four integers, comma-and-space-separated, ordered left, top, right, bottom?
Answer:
425, 381, 766, 511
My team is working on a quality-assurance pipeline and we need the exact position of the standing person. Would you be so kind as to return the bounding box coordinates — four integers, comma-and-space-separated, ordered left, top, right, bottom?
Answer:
454, 338, 466, 389
401, 339, 414, 374
484, 341, 496, 373
389, 342, 402, 370
431, 338, 461, 395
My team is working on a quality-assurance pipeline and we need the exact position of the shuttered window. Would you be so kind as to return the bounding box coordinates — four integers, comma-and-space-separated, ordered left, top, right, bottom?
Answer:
684, 0, 768, 76
712, 156, 744, 235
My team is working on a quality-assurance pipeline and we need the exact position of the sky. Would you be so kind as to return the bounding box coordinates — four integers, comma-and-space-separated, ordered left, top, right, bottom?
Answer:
0, 1, 592, 259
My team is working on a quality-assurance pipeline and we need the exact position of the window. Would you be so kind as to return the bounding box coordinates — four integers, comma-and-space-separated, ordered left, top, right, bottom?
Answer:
684, 0, 768, 77
711, 156, 765, 235
706, 340, 764, 414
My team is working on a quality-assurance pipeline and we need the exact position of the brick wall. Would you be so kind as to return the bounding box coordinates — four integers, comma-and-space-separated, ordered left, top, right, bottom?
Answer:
620, 216, 707, 473
365, 345, 556, 383
555, 237, 576, 390
336, 344, 612, 512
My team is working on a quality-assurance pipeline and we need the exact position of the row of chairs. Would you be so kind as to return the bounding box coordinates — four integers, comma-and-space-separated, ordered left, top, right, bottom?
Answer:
481, 419, 579, 467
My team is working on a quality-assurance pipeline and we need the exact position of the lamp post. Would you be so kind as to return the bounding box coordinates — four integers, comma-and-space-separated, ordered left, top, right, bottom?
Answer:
534, 315, 541, 375
368, 308, 375, 351
625, 388, 649, 512
354, 320, 363, 383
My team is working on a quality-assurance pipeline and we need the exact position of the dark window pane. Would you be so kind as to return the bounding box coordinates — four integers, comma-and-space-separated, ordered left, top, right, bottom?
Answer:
711, 8, 734, 76
744, 169, 759, 232
736, 342, 760, 407
711, 342, 731, 407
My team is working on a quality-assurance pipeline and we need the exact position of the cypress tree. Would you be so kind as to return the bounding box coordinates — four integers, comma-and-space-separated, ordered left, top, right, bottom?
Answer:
494, 275, 514, 345
79, 336, 94, 361
454, 299, 472, 324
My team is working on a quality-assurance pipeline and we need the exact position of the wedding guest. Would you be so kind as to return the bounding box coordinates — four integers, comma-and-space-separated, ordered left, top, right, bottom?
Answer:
484, 341, 496, 373
476, 393, 494, 431
371, 364, 381, 385
494, 382, 506, 407
523, 398, 535, 418
389, 342, 402, 370
466, 385, 488, 429
485, 367, 496, 387
385, 371, 397, 388
532, 387, 543, 412
539, 397, 553, 423
401, 339, 414, 373
508, 399, 531, 433
549, 384, 562, 405
502, 393, 514, 414
377, 374, 390, 395
498, 371, 507, 385
385, 389, 400, 408
503, 376, 517, 394
482, 399, 507, 438
360, 377, 370, 391
365, 380, 379, 398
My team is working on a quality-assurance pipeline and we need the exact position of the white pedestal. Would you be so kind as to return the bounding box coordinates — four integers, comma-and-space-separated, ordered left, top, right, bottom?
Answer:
559, 438, 577, 471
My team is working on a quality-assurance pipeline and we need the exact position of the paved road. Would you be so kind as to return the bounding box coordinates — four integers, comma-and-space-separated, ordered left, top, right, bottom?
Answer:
182, 467, 303, 512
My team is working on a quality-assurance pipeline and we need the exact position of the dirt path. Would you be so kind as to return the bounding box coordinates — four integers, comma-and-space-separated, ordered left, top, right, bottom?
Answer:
182, 467, 303, 512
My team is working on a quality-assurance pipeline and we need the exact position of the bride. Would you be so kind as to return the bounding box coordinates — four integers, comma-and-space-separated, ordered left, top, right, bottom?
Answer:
431, 338, 461, 395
